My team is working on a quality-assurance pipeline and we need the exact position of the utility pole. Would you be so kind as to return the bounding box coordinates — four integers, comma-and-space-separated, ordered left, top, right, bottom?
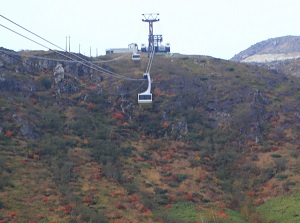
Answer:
142, 13, 160, 57
69, 36, 70, 52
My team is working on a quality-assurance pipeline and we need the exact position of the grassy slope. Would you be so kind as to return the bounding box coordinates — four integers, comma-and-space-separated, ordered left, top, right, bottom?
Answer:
258, 191, 300, 223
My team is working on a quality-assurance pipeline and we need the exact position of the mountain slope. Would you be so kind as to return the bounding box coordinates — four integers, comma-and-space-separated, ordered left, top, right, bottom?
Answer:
231, 36, 300, 63
1, 49, 300, 222
231, 36, 300, 77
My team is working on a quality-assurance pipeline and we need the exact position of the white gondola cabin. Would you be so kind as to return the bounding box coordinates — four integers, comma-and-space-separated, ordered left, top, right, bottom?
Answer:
132, 53, 141, 61
138, 73, 152, 108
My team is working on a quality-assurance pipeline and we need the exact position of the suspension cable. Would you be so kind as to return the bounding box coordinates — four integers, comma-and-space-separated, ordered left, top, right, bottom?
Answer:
0, 15, 158, 96
145, 46, 155, 74
0, 49, 76, 63
0, 47, 148, 96
0, 15, 143, 81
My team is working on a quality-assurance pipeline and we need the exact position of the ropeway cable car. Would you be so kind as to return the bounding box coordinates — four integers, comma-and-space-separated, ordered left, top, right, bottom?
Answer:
138, 73, 152, 108
132, 53, 141, 61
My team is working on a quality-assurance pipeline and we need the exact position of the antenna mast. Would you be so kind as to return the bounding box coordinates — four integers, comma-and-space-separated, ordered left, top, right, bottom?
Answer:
142, 13, 161, 57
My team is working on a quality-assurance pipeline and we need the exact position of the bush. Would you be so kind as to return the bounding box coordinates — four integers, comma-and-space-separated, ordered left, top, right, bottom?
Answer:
175, 174, 188, 183
259, 168, 275, 183
169, 182, 179, 188
286, 181, 296, 186
0, 176, 11, 191
79, 206, 108, 222
0, 198, 4, 208
141, 153, 152, 160
290, 151, 299, 158
275, 157, 288, 172
40, 77, 52, 89
226, 67, 235, 72
154, 188, 168, 195
276, 174, 288, 180
271, 154, 282, 158
90, 140, 119, 164
39, 134, 69, 156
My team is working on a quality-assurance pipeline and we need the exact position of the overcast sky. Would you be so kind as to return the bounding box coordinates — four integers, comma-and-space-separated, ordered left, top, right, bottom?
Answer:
1, 0, 300, 59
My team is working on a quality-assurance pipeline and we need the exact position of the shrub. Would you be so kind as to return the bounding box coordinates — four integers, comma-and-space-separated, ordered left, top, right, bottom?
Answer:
157, 199, 169, 206
169, 182, 179, 188
271, 154, 282, 158
154, 188, 168, 195
226, 67, 235, 72
276, 174, 288, 180
290, 151, 299, 158
39, 134, 68, 156
79, 206, 108, 223
286, 181, 296, 186
275, 157, 288, 172
0, 198, 4, 208
141, 153, 151, 160
40, 77, 52, 89
259, 168, 275, 183
175, 174, 188, 183
0, 176, 11, 190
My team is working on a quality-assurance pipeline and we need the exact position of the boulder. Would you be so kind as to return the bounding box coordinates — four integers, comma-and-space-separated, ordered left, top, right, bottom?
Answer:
53, 63, 64, 83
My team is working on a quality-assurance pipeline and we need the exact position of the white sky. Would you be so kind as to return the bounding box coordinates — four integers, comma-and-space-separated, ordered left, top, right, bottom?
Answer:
1, 0, 300, 59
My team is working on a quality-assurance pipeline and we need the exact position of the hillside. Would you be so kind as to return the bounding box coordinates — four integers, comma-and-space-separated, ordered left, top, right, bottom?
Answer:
231, 36, 300, 63
1, 49, 300, 222
231, 36, 300, 77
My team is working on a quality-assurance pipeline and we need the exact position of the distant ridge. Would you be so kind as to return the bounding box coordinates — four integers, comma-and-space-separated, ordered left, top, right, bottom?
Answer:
231, 35, 300, 63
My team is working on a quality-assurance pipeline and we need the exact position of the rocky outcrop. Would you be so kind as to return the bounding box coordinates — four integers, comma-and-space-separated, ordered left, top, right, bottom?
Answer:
231, 36, 300, 77
241, 52, 300, 63
0, 49, 101, 96
53, 63, 65, 83
0, 48, 95, 77
231, 36, 300, 63
0, 72, 36, 93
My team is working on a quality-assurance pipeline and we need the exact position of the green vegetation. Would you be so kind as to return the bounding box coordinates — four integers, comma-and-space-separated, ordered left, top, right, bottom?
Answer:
271, 154, 282, 158
224, 209, 248, 223
154, 202, 199, 222
258, 192, 300, 223
154, 203, 248, 223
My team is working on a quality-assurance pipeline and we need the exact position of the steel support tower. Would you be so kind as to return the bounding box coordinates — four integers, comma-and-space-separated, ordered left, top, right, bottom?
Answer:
142, 13, 161, 57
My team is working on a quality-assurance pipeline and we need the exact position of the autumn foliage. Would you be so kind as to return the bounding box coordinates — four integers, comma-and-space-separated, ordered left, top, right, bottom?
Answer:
42, 196, 49, 202
4, 130, 12, 137
88, 85, 95, 90
30, 98, 37, 104
218, 210, 228, 219
58, 203, 76, 214
21, 159, 27, 165
112, 112, 125, 120
7, 211, 16, 219
198, 169, 206, 181
83, 196, 93, 203
115, 202, 126, 209
164, 204, 172, 209
87, 102, 96, 109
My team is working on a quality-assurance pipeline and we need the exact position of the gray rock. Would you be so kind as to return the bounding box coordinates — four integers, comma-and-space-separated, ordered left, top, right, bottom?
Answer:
53, 63, 65, 83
